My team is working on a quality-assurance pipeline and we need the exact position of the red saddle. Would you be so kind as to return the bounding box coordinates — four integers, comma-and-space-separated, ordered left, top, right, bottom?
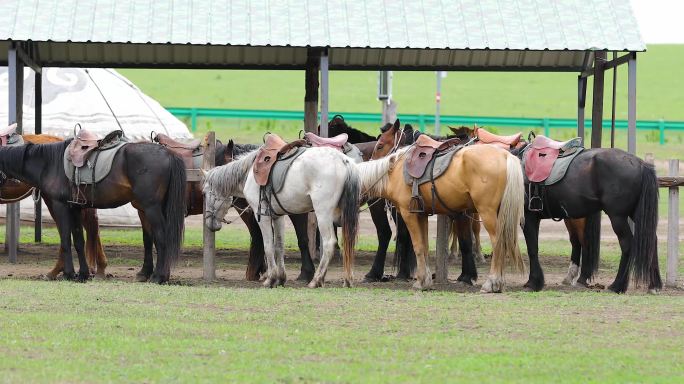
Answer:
154, 133, 202, 168
406, 135, 461, 179
254, 134, 306, 186
475, 127, 522, 149
304, 132, 348, 150
524, 135, 578, 182
0, 123, 17, 146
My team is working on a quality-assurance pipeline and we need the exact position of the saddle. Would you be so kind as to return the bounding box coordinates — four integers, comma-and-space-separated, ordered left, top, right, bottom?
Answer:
67, 128, 124, 168
523, 135, 583, 212
304, 132, 348, 151
475, 127, 522, 149
253, 134, 306, 186
0, 123, 23, 146
405, 134, 462, 213
153, 133, 202, 168
524, 135, 582, 183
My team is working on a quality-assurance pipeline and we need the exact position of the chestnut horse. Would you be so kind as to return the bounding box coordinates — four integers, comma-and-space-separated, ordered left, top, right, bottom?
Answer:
357, 128, 525, 292
1, 133, 107, 279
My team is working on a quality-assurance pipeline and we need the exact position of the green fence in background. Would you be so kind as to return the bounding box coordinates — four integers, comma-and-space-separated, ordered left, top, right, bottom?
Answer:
167, 107, 684, 145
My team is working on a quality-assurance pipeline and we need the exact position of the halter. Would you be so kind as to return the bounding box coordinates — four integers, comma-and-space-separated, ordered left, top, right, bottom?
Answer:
203, 188, 232, 225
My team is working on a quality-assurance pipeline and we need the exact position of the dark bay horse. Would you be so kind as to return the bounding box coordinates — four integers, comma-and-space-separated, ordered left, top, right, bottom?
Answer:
0, 140, 186, 283
512, 143, 662, 293
1, 133, 107, 279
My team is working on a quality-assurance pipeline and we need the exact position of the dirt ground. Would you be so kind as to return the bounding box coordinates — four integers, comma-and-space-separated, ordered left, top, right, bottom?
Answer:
2, 240, 682, 295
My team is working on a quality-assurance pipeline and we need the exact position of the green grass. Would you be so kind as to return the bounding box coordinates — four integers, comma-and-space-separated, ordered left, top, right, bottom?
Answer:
1, 280, 683, 383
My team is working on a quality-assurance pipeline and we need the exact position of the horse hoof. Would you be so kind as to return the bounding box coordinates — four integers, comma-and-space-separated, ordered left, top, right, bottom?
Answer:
412, 280, 433, 291
343, 279, 353, 288
262, 278, 275, 288
307, 279, 323, 288
648, 288, 659, 295
93, 273, 107, 281
607, 283, 625, 294
456, 274, 475, 286
76, 271, 90, 283
296, 273, 313, 282
45, 272, 59, 281
149, 275, 167, 285
480, 277, 503, 293
135, 273, 150, 282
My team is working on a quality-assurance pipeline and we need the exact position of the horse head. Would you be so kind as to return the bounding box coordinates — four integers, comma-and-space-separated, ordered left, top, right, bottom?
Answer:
371, 119, 404, 159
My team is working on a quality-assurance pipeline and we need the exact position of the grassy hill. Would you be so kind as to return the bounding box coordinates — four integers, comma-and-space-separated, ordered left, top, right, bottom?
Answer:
121, 45, 683, 121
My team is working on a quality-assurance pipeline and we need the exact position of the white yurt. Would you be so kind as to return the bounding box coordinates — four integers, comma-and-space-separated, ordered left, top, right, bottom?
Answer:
0, 67, 193, 226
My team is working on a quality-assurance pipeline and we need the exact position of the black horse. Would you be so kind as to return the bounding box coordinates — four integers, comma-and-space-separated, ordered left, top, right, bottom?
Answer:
512, 144, 662, 293
0, 140, 186, 283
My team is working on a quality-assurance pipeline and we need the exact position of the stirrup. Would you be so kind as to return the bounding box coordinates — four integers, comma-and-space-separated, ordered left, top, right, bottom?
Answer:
68, 186, 88, 205
528, 195, 543, 212
409, 196, 425, 213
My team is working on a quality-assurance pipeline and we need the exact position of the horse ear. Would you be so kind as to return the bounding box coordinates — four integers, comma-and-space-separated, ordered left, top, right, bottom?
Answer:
393, 119, 400, 131
448, 126, 458, 134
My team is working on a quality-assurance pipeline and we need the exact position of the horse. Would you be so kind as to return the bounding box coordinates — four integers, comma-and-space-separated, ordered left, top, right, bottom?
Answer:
203, 141, 360, 288
357, 128, 526, 292
511, 140, 662, 293
216, 140, 318, 282
0, 139, 186, 283
0, 131, 107, 279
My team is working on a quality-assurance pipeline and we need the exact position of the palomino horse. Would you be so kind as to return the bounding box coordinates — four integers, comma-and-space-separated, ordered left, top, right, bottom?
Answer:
0, 138, 186, 283
0, 129, 107, 279
512, 141, 662, 293
357, 129, 525, 292
203, 137, 360, 288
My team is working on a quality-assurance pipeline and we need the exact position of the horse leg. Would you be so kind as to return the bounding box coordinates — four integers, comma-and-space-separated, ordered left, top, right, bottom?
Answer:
308, 214, 337, 288
136, 210, 155, 282
399, 209, 432, 290
290, 213, 315, 282
479, 209, 506, 293
364, 199, 392, 282
453, 215, 477, 285
522, 212, 544, 291
256, 215, 280, 288
273, 216, 287, 286
237, 199, 266, 281
141, 205, 170, 284
50, 201, 77, 280
607, 214, 632, 294
395, 211, 417, 280
82, 208, 107, 279
472, 214, 485, 263
42, 199, 64, 280
70, 207, 90, 282
449, 219, 459, 262
562, 219, 582, 286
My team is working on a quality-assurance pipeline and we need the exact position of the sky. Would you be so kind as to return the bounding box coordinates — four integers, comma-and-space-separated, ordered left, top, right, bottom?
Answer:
631, 0, 684, 43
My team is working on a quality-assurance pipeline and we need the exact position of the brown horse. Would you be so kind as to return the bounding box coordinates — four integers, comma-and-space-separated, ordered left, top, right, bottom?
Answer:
357, 122, 525, 292
1, 133, 107, 279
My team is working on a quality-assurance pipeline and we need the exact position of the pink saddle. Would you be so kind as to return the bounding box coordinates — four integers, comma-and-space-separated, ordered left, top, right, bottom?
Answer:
67, 129, 101, 168
304, 132, 348, 150
524, 135, 577, 182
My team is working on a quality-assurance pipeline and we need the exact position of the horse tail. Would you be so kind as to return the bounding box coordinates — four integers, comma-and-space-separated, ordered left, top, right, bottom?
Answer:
582, 213, 602, 278
339, 158, 360, 286
630, 163, 661, 289
82, 208, 105, 272
160, 153, 187, 275
492, 153, 525, 275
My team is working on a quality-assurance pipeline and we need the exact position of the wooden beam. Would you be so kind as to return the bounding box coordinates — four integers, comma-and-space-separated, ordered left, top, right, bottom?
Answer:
591, 51, 606, 148
6, 45, 23, 262
15, 42, 41, 74
202, 132, 216, 282
34, 70, 42, 243
304, 48, 321, 262
434, 215, 451, 283
319, 50, 329, 137
666, 159, 679, 287
658, 177, 684, 188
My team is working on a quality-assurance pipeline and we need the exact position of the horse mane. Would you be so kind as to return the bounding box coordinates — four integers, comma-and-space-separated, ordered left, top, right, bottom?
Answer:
356, 146, 411, 197
204, 148, 259, 197
0, 140, 68, 181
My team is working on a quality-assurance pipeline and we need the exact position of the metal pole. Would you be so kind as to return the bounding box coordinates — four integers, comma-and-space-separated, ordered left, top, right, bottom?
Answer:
577, 76, 587, 143
435, 71, 442, 135
7, 44, 23, 262
627, 52, 637, 155
34, 69, 42, 243
319, 50, 329, 137
610, 52, 617, 148
591, 51, 606, 149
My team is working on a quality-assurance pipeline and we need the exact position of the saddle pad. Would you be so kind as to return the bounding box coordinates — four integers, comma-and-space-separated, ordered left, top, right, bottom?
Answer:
522, 146, 583, 185
267, 147, 306, 194
63, 141, 128, 185
403, 146, 461, 186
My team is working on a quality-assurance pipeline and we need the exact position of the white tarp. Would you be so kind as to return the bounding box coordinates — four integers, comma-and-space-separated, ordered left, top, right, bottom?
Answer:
0, 68, 193, 226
